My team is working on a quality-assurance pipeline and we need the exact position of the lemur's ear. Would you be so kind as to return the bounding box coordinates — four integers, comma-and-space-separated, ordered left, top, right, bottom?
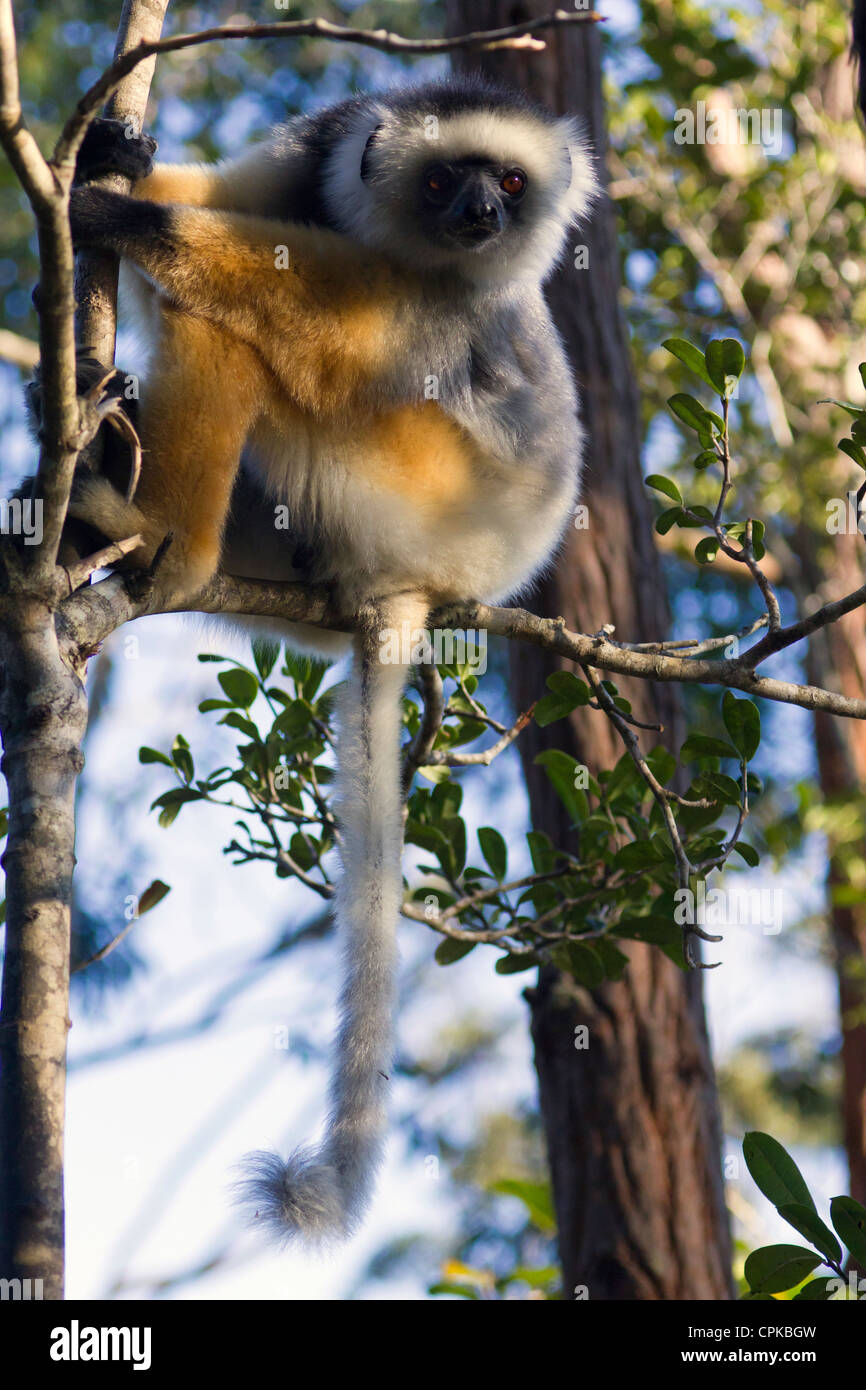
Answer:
360, 124, 384, 182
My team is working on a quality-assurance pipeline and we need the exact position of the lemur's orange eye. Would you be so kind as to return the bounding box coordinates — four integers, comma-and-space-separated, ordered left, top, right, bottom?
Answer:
501, 169, 526, 197
424, 167, 453, 196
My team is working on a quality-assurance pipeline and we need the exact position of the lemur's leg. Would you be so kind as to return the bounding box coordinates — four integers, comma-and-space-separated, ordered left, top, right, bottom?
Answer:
68, 186, 406, 414
71, 307, 269, 604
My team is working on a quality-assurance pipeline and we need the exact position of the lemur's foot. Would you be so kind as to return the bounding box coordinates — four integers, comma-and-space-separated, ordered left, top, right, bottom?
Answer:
68, 477, 215, 609
28, 354, 140, 494
74, 117, 157, 186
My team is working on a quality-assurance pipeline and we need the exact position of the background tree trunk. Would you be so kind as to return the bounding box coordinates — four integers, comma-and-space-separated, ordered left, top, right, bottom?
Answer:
801, 524, 866, 1230
446, 0, 733, 1298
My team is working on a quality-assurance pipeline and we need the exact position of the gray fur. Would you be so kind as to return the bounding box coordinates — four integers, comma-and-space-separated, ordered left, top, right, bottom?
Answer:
85, 78, 596, 1245
230, 81, 595, 1243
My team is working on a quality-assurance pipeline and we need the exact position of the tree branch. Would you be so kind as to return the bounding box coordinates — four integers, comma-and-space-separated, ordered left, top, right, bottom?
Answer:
0, 329, 40, 371
54, 9, 603, 169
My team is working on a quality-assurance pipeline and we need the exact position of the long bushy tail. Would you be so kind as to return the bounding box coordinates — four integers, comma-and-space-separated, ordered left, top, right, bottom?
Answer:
237, 595, 428, 1243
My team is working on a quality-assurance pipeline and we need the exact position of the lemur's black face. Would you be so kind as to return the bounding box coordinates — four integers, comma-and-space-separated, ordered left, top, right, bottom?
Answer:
419, 158, 528, 250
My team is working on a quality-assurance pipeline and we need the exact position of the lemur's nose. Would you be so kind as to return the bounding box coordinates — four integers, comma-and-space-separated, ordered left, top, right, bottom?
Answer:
467, 200, 500, 225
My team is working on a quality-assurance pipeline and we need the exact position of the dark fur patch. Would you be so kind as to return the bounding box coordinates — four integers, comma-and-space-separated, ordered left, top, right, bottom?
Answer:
75, 117, 157, 186
69, 186, 176, 258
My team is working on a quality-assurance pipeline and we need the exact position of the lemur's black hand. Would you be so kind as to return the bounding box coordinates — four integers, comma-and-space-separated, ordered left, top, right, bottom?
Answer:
75, 117, 157, 186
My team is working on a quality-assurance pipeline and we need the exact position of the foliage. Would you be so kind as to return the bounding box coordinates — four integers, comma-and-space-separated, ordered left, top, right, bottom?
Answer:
741, 1131, 866, 1299
136, 339, 866, 976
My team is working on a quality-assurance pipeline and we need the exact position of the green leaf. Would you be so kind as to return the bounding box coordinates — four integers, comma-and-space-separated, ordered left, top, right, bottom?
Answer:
668, 393, 715, 433
545, 671, 591, 704
829, 1196, 866, 1267
221, 711, 260, 740
526, 831, 555, 874
645, 473, 683, 504
732, 842, 760, 867
615, 914, 685, 968
218, 668, 259, 708
490, 1179, 555, 1233
661, 337, 716, 389
171, 734, 194, 782
646, 746, 677, 784
534, 692, 579, 727
417, 764, 451, 785
705, 338, 746, 397
792, 1277, 837, 1301
837, 438, 866, 470
289, 832, 316, 871
558, 941, 605, 987
683, 504, 716, 527
614, 839, 664, 870
744, 1244, 822, 1295
776, 1203, 842, 1265
534, 750, 589, 825
592, 937, 630, 981
692, 771, 742, 805
478, 827, 507, 881
446, 817, 467, 877
136, 879, 171, 915
428, 1282, 481, 1299
495, 953, 539, 974
680, 732, 740, 761
251, 638, 280, 680
743, 1132, 816, 1212
655, 505, 684, 535
405, 822, 450, 855
434, 937, 476, 966
692, 449, 718, 470
150, 786, 204, 829
694, 537, 719, 565
820, 397, 866, 420
722, 691, 761, 761
139, 746, 173, 767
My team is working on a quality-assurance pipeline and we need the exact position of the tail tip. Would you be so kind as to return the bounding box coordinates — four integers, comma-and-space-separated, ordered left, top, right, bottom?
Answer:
234, 1148, 349, 1247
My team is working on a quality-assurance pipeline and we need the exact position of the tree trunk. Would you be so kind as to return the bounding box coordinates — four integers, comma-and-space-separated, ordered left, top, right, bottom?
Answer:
0, 0, 168, 1298
801, 524, 866, 1228
0, 607, 88, 1301
446, 0, 733, 1298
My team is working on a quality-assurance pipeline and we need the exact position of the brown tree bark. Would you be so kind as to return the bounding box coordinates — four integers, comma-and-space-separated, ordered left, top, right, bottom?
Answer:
801, 524, 866, 1225
446, 0, 733, 1298
0, 0, 169, 1299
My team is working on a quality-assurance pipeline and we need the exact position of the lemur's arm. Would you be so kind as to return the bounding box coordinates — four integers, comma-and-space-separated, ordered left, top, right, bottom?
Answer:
74, 118, 278, 211
133, 143, 287, 212
69, 185, 406, 414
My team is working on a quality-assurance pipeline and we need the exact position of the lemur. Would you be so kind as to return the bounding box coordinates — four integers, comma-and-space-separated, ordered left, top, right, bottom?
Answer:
61, 76, 597, 1242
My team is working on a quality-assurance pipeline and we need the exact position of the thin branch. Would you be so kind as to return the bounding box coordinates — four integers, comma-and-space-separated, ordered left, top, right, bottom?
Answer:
61, 532, 143, 591
427, 705, 535, 766
0, 328, 40, 370
53, 11, 603, 170
403, 659, 445, 792
71, 916, 139, 974
54, 574, 866, 722
0, 1, 59, 209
